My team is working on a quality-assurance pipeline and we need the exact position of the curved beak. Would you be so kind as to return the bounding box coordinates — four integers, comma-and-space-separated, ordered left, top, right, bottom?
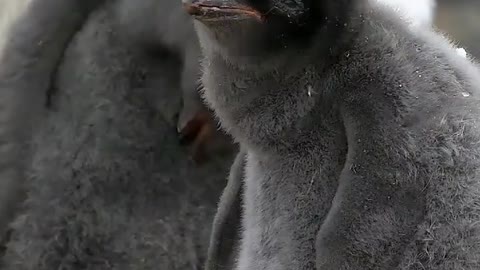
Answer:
183, 0, 264, 22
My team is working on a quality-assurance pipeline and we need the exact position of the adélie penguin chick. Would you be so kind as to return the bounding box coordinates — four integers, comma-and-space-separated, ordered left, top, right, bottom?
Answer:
183, 0, 480, 269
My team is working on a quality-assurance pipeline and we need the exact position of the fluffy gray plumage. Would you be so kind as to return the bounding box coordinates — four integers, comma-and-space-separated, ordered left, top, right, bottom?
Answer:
0, 0, 235, 269
0, 0, 105, 253
189, 0, 480, 269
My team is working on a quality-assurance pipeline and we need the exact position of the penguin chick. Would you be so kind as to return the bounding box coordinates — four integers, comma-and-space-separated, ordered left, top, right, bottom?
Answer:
184, 0, 480, 269
0, 0, 236, 268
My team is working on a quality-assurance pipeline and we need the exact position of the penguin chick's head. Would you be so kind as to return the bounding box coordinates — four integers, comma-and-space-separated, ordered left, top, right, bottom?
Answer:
183, 0, 365, 62
183, 0, 361, 64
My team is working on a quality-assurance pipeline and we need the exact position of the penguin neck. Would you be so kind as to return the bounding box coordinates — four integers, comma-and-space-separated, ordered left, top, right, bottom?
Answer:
199, 5, 365, 153
201, 47, 341, 155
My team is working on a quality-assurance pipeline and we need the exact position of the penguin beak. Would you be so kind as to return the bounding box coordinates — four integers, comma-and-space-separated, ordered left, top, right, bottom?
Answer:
183, 0, 264, 22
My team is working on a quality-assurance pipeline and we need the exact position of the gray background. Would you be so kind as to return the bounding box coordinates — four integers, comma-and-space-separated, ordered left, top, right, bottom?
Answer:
436, 0, 480, 59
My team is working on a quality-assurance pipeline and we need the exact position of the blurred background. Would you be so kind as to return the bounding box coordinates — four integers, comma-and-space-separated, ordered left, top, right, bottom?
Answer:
436, 0, 480, 59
